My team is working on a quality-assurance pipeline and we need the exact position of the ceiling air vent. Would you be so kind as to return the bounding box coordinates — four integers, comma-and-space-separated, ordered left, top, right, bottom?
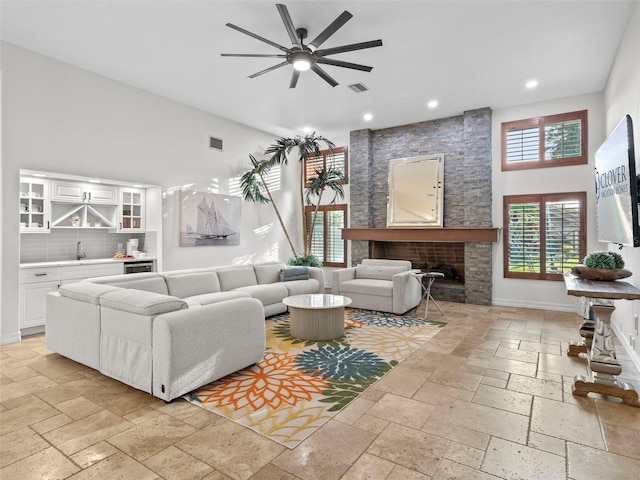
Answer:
348, 83, 369, 93
209, 136, 224, 151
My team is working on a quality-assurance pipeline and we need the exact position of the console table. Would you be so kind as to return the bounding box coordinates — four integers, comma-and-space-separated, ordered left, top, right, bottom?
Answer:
564, 273, 640, 407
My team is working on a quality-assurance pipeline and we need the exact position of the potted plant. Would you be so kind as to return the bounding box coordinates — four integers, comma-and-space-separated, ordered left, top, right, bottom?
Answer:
571, 251, 632, 281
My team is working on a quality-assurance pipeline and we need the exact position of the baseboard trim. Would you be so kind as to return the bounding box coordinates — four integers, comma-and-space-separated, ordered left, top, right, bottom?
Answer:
612, 321, 640, 374
491, 297, 576, 313
0, 331, 22, 345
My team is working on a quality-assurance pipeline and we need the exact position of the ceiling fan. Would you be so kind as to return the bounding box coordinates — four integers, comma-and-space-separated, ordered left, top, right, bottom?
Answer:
221, 3, 383, 88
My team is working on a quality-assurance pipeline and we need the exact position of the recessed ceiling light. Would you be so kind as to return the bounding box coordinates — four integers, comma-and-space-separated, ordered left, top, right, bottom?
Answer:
427, 100, 438, 108
526, 80, 538, 89
363, 113, 373, 121
302, 126, 312, 133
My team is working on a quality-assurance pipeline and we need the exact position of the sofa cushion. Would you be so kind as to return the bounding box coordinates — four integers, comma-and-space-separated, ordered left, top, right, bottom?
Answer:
164, 271, 221, 298
58, 282, 122, 305
253, 262, 286, 284
235, 283, 289, 307
283, 279, 321, 296
280, 266, 309, 282
184, 291, 251, 307
355, 265, 407, 281
217, 266, 257, 291
85, 272, 169, 295
100, 289, 187, 316
339, 279, 393, 297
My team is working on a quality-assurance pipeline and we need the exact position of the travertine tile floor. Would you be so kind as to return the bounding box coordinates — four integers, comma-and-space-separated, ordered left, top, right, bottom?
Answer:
2, 301, 640, 479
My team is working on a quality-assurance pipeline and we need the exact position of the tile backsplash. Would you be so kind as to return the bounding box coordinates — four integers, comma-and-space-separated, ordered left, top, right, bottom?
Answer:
20, 230, 157, 263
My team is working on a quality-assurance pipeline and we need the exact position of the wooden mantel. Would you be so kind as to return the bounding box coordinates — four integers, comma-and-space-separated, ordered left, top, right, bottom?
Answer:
341, 227, 501, 243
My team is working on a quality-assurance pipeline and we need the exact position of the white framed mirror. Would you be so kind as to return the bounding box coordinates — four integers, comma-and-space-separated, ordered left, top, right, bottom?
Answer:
387, 154, 444, 227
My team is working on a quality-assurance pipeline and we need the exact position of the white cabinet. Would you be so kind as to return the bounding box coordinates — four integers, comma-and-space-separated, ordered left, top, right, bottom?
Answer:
59, 263, 123, 284
19, 266, 60, 329
118, 187, 145, 232
52, 180, 117, 205
19, 177, 50, 233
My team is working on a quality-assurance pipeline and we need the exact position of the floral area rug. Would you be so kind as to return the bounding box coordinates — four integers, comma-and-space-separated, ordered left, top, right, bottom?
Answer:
185, 308, 446, 448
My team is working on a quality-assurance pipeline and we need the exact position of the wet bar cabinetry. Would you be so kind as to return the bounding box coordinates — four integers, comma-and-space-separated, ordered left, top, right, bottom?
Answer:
19, 177, 50, 233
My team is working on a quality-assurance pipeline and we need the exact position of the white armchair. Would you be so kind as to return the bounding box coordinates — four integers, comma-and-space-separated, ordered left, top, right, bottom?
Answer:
331, 259, 421, 314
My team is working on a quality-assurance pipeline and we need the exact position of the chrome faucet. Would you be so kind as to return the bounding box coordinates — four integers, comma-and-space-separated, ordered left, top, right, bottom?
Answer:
76, 241, 86, 260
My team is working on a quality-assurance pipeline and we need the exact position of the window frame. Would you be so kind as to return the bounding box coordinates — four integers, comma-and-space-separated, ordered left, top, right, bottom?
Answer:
304, 146, 349, 187
305, 203, 347, 268
503, 192, 587, 281
501, 110, 588, 171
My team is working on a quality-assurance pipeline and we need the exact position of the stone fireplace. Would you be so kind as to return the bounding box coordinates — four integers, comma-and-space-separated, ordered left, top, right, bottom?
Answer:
348, 107, 495, 305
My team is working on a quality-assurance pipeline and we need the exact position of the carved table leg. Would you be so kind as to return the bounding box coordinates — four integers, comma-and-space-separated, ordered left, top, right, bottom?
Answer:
572, 301, 640, 407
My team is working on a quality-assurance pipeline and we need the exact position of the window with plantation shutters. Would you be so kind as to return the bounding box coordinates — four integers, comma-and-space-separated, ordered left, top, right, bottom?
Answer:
305, 204, 346, 267
304, 147, 349, 186
504, 192, 586, 280
502, 110, 587, 171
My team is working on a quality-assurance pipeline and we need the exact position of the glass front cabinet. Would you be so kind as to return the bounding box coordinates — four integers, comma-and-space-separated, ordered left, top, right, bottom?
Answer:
19, 177, 50, 233
119, 187, 145, 232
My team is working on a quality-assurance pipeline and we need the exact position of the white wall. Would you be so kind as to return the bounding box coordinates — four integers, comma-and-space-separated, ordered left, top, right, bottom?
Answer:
0, 42, 307, 344
603, 1, 640, 366
491, 92, 608, 311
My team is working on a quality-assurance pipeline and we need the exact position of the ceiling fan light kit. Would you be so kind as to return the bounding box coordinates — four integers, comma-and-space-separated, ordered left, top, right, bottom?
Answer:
221, 3, 383, 88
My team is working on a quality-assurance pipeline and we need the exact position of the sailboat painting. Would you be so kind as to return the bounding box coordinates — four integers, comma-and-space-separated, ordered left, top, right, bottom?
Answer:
180, 191, 241, 246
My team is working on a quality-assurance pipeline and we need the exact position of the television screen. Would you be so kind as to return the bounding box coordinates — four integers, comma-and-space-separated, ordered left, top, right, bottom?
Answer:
594, 114, 639, 247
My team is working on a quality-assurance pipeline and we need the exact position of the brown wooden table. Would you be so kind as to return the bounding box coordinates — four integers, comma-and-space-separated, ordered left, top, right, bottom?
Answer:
564, 274, 640, 407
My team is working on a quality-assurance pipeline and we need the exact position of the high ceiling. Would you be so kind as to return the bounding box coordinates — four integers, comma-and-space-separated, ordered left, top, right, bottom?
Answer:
1, 1, 634, 140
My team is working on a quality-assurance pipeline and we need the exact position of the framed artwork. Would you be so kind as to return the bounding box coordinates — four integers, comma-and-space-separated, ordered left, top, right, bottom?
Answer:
180, 191, 241, 246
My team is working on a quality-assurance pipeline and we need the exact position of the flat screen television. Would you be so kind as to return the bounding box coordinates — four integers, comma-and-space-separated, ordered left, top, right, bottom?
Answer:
594, 114, 639, 247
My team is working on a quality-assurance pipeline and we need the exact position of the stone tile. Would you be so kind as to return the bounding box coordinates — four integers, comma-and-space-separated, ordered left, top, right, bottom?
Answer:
0, 395, 61, 435
475, 384, 532, 416
568, 442, 640, 479
0, 365, 40, 381
482, 436, 565, 479
69, 441, 119, 469
507, 373, 563, 402
494, 345, 539, 363
55, 396, 104, 420
42, 409, 133, 455
422, 416, 490, 450
595, 398, 640, 430
143, 445, 214, 480
367, 393, 435, 428
479, 376, 507, 388
413, 380, 475, 405
352, 413, 389, 435
84, 385, 164, 417
28, 356, 88, 379
432, 458, 499, 480
34, 378, 103, 405
272, 420, 375, 480
427, 366, 482, 391
537, 352, 588, 377
601, 421, 640, 460
249, 463, 298, 480
177, 421, 284, 480
530, 396, 604, 449
466, 355, 537, 377
462, 364, 511, 380
388, 464, 431, 480
31, 412, 74, 434
0, 426, 50, 468
444, 441, 484, 469
367, 422, 450, 476
333, 396, 375, 425
520, 340, 561, 355
108, 413, 197, 461
527, 431, 566, 457
371, 365, 430, 397
68, 451, 158, 479
0, 446, 80, 479
340, 452, 395, 479
431, 397, 529, 444
0, 374, 58, 403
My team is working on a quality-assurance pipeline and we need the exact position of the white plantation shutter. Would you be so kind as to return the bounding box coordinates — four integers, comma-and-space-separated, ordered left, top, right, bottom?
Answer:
504, 193, 585, 279
304, 147, 349, 185
305, 205, 346, 267
506, 126, 539, 163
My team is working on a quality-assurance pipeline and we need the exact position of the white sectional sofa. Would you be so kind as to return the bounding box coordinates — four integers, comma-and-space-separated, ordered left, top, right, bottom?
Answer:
331, 259, 421, 314
46, 262, 323, 401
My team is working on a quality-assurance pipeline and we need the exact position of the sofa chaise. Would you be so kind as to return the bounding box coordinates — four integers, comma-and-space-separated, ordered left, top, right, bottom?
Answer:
46, 261, 323, 401
331, 259, 421, 314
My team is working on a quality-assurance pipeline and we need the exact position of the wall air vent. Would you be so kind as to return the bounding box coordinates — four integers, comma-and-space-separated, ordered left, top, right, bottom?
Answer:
209, 136, 224, 151
348, 83, 369, 93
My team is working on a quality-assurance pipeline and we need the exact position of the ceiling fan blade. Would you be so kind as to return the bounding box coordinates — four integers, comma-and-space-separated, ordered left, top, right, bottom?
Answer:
309, 11, 353, 49
226, 23, 290, 52
248, 61, 289, 79
276, 4, 299, 45
311, 64, 338, 87
221, 54, 287, 58
289, 70, 300, 89
316, 39, 383, 56
316, 58, 373, 72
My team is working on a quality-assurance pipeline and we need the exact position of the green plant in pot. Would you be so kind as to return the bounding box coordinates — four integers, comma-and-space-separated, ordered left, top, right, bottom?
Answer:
571, 251, 631, 281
